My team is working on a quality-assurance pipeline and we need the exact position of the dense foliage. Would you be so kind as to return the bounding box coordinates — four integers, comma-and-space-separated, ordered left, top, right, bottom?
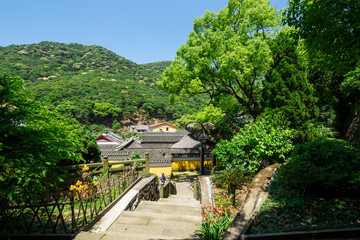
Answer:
262, 27, 319, 142
276, 138, 360, 196
213, 115, 293, 171
285, 0, 360, 141
0, 41, 207, 127
0, 73, 98, 205
286, 0, 359, 74
159, 0, 280, 120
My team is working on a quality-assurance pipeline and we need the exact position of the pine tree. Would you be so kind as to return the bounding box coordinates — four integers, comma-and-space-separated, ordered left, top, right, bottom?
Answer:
262, 27, 319, 142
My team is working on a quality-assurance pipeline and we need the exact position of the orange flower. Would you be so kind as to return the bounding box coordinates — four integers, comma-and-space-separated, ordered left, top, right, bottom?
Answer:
75, 180, 82, 187
82, 165, 89, 172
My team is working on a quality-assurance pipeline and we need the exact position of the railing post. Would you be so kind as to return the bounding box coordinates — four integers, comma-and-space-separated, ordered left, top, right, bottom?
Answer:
193, 178, 197, 199
160, 185, 164, 198
103, 156, 109, 182
70, 193, 76, 232
144, 153, 150, 176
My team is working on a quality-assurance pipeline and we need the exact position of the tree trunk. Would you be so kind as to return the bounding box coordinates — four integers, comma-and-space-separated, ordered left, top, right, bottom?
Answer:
345, 113, 360, 147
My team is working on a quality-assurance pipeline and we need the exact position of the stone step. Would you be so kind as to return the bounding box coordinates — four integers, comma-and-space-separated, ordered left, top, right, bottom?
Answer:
135, 201, 201, 216
100, 230, 199, 240
109, 219, 200, 232
104, 224, 200, 239
157, 199, 200, 207
113, 215, 201, 229
161, 195, 199, 202
145, 199, 201, 208
167, 194, 195, 199
119, 209, 202, 223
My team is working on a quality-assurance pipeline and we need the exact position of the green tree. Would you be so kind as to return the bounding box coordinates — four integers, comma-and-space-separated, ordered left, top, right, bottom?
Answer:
0, 73, 87, 205
158, 0, 280, 120
285, 0, 360, 74
285, 0, 360, 141
112, 119, 121, 132
262, 27, 319, 142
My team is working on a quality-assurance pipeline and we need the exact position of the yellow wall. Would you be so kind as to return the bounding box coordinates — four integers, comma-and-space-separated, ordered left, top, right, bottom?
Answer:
172, 160, 212, 171
150, 166, 173, 178
152, 124, 177, 132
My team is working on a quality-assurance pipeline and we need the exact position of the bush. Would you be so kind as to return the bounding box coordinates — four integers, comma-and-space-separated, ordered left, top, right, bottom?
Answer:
275, 160, 324, 197
276, 138, 360, 196
213, 116, 293, 171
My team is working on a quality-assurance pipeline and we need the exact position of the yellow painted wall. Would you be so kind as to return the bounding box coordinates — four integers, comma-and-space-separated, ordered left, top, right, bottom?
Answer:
150, 166, 172, 177
152, 124, 177, 132
172, 160, 212, 171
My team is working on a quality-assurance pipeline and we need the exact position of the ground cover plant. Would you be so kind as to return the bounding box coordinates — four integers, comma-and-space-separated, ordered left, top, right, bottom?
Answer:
251, 137, 360, 234
250, 181, 360, 234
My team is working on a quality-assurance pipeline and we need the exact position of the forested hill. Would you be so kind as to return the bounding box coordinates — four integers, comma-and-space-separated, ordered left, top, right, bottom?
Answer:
0, 41, 205, 127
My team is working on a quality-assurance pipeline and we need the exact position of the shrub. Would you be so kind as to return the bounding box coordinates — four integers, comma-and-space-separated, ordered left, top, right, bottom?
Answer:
275, 160, 324, 197
212, 167, 254, 205
276, 138, 360, 196
213, 116, 293, 171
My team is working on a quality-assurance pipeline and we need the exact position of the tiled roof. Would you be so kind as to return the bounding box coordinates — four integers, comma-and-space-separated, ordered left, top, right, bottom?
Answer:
97, 142, 119, 150
96, 131, 202, 166
140, 131, 187, 143
170, 135, 201, 149
97, 131, 124, 143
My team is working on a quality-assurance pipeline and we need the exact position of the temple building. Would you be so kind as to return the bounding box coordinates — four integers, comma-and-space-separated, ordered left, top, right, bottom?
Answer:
96, 130, 211, 177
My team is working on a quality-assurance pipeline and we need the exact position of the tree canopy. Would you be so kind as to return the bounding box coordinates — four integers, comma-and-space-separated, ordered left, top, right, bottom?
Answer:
262, 27, 319, 142
286, 0, 360, 142
159, 0, 280, 120
0, 73, 98, 205
285, 0, 360, 74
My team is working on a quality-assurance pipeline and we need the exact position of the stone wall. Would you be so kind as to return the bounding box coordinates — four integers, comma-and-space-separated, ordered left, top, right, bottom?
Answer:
125, 175, 160, 211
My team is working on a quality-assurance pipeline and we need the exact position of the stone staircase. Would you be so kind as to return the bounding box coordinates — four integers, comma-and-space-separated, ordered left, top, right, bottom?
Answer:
76, 181, 202, 240
104, 195, 201, 239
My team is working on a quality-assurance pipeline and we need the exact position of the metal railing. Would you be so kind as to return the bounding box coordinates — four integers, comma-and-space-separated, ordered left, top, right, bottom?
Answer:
0, 154, 150, 236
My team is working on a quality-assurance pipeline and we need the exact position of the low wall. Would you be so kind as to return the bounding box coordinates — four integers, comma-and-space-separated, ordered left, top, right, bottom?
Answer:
125, 175, 160, 211
150, 166, 173, 177
160, 181, 176, 198
172, 160, 212, 171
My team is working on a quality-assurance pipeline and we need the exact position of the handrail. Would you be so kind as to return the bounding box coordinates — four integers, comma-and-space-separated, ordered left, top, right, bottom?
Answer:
0, 153, 151, 236
63, 158, 146, 170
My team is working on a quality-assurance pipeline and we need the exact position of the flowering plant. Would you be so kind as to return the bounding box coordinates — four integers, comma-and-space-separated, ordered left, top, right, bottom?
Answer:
82, 165, 90, 172
69, 166, 98, 199
195, 205, 232, 240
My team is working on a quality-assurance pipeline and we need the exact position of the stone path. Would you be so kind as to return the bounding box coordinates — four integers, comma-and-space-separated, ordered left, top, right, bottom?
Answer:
74, 175, 202, 240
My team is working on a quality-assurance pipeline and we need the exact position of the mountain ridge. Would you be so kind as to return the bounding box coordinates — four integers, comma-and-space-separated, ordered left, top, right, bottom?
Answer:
0, 41, 206, 127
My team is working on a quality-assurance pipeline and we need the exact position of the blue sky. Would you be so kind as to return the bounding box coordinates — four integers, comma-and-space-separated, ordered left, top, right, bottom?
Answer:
0, 0, 288, 64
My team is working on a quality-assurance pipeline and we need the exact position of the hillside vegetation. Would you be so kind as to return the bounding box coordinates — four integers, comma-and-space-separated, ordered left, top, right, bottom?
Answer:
0, 41, 206, 126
